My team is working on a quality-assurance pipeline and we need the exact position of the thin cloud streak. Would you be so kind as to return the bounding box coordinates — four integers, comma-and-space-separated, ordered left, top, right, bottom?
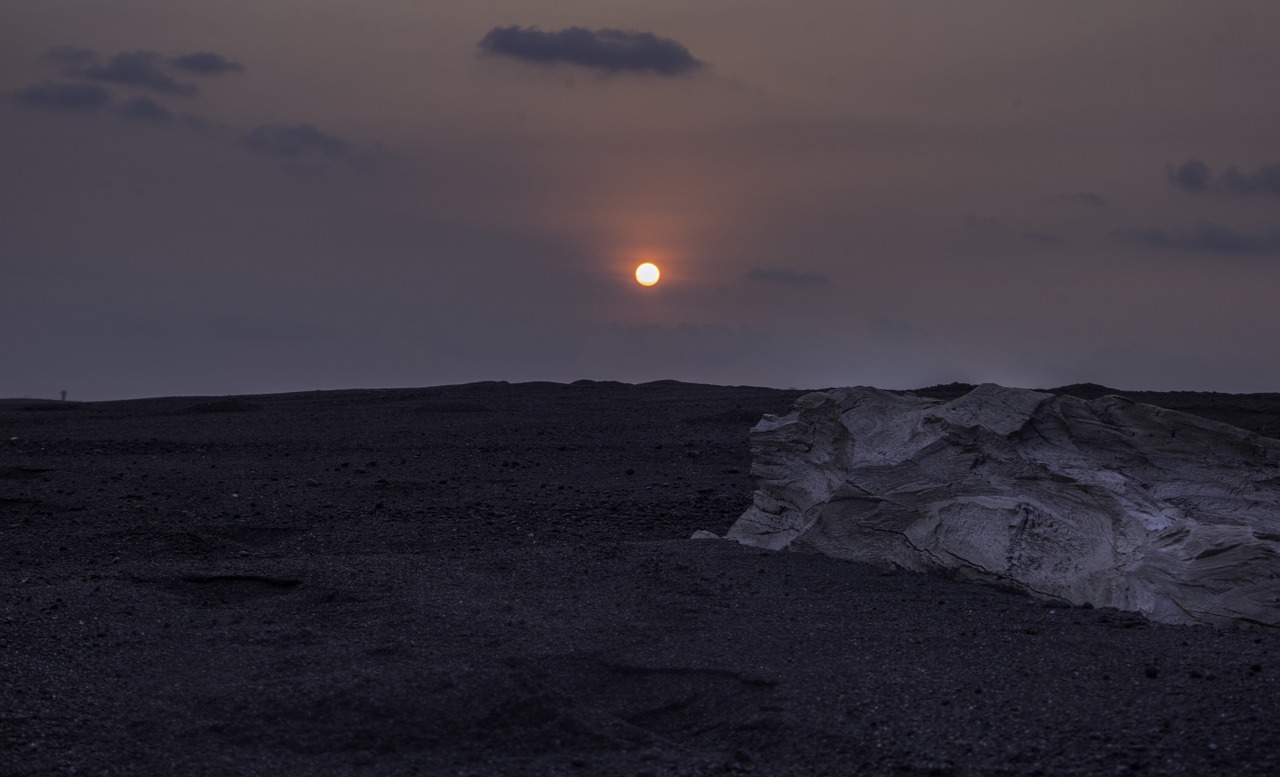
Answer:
118, 95, 173, 123
237, 124, 353, 158
10, 81, 112, 111
66, 50, 198, 96
1114, 221, 1280, 256
170, 52, 245, 75
478, 26, 705, 75
1221, 163, 1280, 197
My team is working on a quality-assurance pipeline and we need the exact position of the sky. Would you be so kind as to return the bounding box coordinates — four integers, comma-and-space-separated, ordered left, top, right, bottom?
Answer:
5, 1, 1280, 400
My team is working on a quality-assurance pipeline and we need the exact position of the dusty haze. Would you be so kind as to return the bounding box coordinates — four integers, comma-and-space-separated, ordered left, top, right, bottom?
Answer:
5, 1, 1280, 399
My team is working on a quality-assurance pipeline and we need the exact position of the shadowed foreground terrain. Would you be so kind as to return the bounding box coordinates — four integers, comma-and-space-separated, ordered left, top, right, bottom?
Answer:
3, 380, 1279, 776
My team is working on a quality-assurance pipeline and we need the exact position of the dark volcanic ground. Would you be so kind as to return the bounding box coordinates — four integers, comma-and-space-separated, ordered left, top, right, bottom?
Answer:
3, 380, 1279, 776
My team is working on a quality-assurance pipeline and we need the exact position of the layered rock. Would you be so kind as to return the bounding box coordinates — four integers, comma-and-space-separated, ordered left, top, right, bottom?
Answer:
722, 384, 1280, 627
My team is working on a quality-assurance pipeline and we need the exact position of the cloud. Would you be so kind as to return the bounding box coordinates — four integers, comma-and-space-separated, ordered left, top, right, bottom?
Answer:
1220, 162, 1280, 197
13, 80, 213, 130
68, 50, 197, 96
478, 25, 704, 76
744, 267, 829, 286
237, 124, 353, 157
1166, 159, 1280, 197
1021, 232, 1065, 245
170, 52, 245, 75
1167, 159, 1212, 192
10, 81, 112, 112
1114, 221, 1280, 256
118, 95, 173, 124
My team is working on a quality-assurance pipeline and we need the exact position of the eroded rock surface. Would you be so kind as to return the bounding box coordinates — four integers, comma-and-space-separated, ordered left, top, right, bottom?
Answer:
724, 384, 1280, 627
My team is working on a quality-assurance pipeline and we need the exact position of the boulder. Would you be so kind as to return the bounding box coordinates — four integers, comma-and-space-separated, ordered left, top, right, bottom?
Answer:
722, 384, 1280, 627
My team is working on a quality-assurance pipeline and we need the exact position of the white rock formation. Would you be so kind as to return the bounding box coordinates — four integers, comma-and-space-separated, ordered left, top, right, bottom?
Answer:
723, 384, 1280, 627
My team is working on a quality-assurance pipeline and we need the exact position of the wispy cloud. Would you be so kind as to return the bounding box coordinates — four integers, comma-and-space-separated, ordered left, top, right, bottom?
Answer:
1167, 159, 1211, 192
66, 50, 198, 96
118, 95, 173, 124
1220, 163, 1280, 197
237, 124, 353, 158
14, 48, 363, 163
10, 81, 112, 112
170, 52, 245, 75
1114, 221, 1280, 256
478, 26, 705, 76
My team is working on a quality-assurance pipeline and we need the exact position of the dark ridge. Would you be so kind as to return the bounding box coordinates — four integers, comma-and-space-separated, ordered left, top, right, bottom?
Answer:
904, 382, 978, 400
1045, 382, 1129, 400
641, 379, 785, 391
880, 382, 1280, 440
511, 381, 563, 389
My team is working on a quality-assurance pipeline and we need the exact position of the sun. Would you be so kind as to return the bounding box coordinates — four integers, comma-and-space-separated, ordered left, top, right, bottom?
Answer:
635, 262, 661, 286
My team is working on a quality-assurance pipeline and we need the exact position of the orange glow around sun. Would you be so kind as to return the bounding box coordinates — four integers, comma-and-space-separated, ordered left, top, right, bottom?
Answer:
635, 262, 660, 286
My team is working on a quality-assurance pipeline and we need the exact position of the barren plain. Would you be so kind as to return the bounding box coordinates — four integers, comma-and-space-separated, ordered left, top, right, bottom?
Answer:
3, 380, 1279, 776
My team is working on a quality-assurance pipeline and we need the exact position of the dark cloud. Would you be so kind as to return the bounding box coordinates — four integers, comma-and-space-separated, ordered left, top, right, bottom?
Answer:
11, 81, 112, 112
1166, 159, 1212, 192
118, 95, 173, 124
1021, 232, 1065, 246
478, 26, 704, 76
1115, 221, 1280, 256
170, 52, 246, 75
45, 46, 99, 66
68, 50, 198, 96
744, 268, 829, 286
963, 215, 999, 228
1220, 162, 1280, 197
237, 124, 352, 158
1166, 159, 1280, 197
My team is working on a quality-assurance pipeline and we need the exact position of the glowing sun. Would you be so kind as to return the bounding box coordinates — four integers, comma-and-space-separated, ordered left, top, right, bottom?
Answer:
635, 262, 661, 287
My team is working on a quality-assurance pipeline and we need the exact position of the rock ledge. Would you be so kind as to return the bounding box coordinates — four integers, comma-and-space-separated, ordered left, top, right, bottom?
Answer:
722, 384, 1280, 627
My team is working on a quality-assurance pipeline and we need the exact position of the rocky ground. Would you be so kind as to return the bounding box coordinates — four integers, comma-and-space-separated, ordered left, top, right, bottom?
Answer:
3, 380, 1279, 776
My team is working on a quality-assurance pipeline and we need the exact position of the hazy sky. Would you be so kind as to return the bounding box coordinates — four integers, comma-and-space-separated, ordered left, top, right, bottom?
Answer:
5, 1, 1280, 399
